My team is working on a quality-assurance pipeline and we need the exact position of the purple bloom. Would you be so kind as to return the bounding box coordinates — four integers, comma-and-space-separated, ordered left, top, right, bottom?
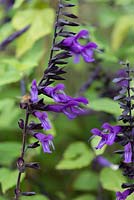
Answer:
44, 83, 70, 103
124, 142, 132, 163
91, 123, 121, 149
61, 30, 97, 63
30, 79, 38, 103
44, 83, 89, 105
46, 97, 88, 119
34, 133, 54, 153
116, 189, 133, 200
116, 69, 129, 87
34, 111, 51, 130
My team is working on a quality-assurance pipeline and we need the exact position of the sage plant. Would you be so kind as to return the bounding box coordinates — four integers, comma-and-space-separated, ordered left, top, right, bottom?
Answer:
91, 62, 134, 199
14, 0, 97, 199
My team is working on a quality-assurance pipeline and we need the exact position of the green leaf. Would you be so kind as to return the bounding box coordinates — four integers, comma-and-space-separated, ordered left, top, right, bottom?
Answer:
56, 142, 94, 170
0, 196, 7, 200
73, 194, 96, 200
73, 171, 99, 191
0, 99, 20, 129
1, 57, 37, 74
127, 194, 134, 200
100, 168, 126, 192
0, 142, 21, 166
13, 0, 25, 8
89, 98, 121, 116
0, 63, 22, 86
12, 8, 55, 57
111, 15, 134, 51
0, 168, 24, 193
91, 136, 106, 155
20, 195, 49, 200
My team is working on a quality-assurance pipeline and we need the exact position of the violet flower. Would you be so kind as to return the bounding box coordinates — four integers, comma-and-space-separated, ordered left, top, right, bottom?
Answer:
30, 79, 38, 103
34, 111, 51, 130
116, 189, 133, 200
43, 83, 70, 103
61, 30, 98, 63
46, 97, 88, 119
124, 142, 132, 163
91, 123, 121, 149
116, 69, 129, 87
44, 83, 88, 104
34, 133, 54, 153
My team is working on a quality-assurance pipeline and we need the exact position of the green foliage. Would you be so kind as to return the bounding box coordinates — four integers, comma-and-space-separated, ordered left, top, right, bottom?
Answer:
0, 99, 20, 129
111, 15, 134, 51
89, 98, 121, 116
56, 142, 94, 170
12, 8, 55, 57
73, 194, 96, 200
20, 195, 49, 200
127, 194, 134, 200
100, 168, 126, 192
13, 0, 25, 9
73, 170, 99, 191
0, 168, 24, 193
0, 63, 22, 86
0, 142, 21, 166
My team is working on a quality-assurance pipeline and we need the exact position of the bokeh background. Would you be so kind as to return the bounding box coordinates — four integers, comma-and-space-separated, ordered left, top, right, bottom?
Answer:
0, 0, 134, 199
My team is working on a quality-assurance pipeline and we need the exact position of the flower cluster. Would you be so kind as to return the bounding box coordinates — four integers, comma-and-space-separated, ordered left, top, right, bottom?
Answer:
60, 30, 98, 63
91, 122, 121, 149
28, 80, 88, 153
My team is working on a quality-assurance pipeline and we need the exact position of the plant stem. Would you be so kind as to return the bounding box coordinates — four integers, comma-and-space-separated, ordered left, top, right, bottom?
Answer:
39, 0, 62, 86
126, 63, 134, 165
48, 0, 62, 66
14, 108, 30, 200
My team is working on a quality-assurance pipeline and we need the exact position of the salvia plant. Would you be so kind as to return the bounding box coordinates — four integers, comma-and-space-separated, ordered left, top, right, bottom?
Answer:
91, 62, 134, 200
14, 0, 97, 199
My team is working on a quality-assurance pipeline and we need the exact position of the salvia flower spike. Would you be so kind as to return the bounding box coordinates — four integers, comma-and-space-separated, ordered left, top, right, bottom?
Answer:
14, 0, 97, 199
91, 62, 134, 199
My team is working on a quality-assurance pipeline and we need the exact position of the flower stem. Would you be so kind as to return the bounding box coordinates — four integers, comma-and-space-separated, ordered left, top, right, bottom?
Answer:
39, 0, 62, 86
14, 108, 30, 200
48, 0, 62, 65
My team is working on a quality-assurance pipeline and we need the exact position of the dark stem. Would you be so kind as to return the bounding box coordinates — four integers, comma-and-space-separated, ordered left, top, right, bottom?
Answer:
39, 0, 62, 86
48, 0, 62, 66
14, 108, 30, 200
126, 63, 134, 164
127, 64, 132, 127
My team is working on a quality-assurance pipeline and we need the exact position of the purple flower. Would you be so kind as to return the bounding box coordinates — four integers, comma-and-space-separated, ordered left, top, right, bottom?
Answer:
34, 133, 54, 153
44, 83, 70, 103
116, 189, 133, 200
34, 111, 51, 130
91, 123, 121, 149
46, 97, 88, 119
124, 142, 132, 163
116, 69, 129, 87
44, 83, 89, 105
61, 30, 97, 63
30, 79, 38, 103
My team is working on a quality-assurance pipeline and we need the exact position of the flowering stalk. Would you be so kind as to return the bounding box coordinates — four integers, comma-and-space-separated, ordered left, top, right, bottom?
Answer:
14, 0, 97, 199
91, 62, 134, 199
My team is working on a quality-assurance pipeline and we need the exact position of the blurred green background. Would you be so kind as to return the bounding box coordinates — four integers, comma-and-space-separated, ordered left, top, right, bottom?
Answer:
0, 0, 134, 199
